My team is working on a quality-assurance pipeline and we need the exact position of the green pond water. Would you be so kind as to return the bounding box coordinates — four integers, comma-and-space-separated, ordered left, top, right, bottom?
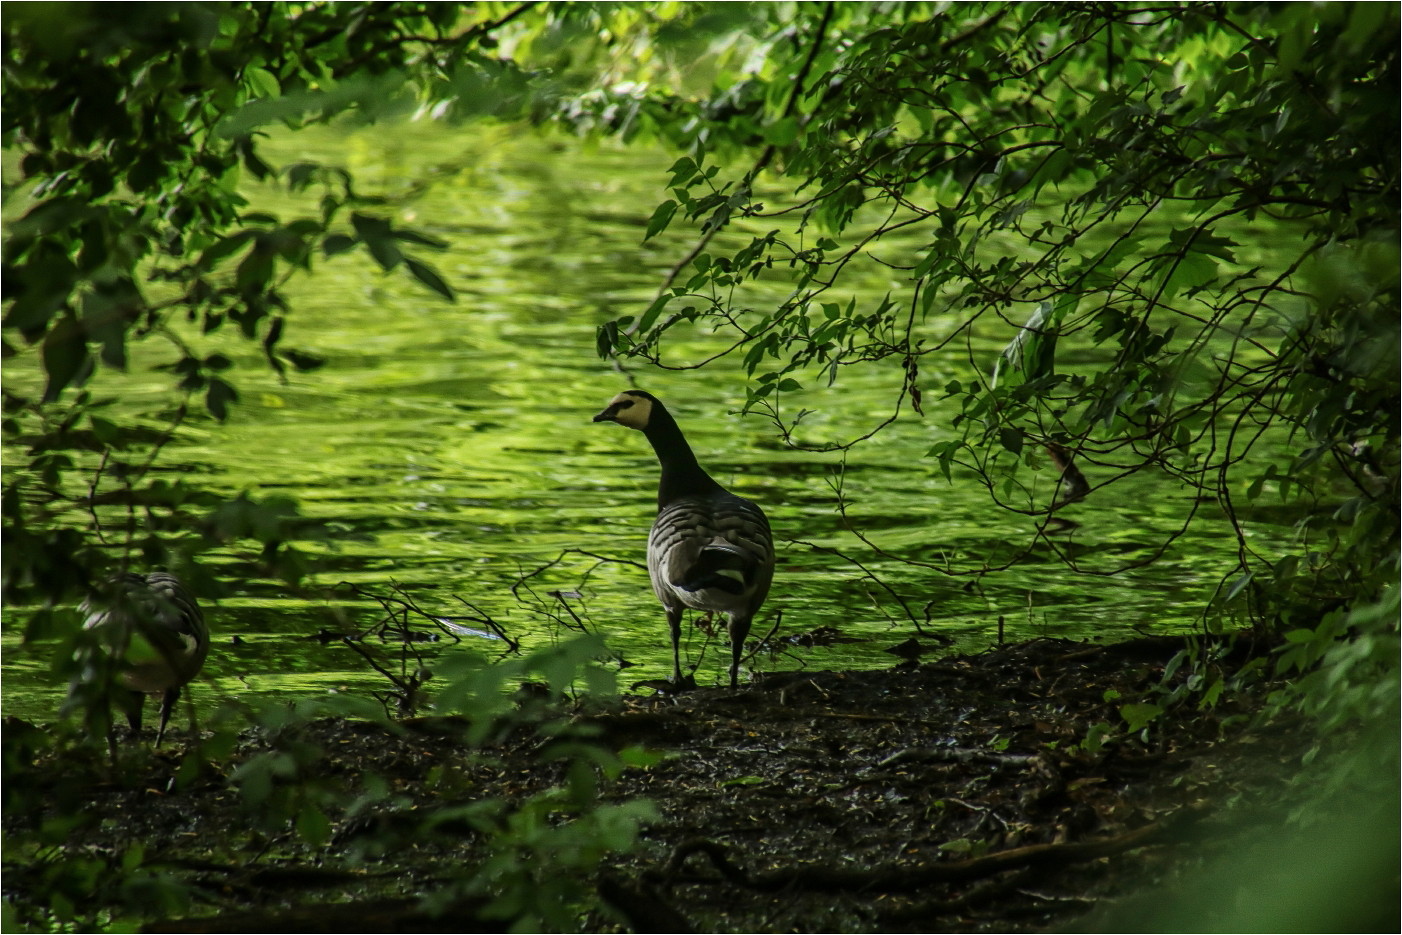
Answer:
2, 120, 1301, 721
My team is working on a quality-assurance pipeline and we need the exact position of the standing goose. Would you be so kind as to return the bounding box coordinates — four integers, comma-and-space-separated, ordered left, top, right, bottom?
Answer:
593, 390, 774, 688
81, 571, 210, 746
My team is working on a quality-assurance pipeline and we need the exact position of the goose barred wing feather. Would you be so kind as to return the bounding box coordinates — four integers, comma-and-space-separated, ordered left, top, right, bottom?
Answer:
142, 572, 209, 677
83, 571, 209, 694
648, 494, 774, 614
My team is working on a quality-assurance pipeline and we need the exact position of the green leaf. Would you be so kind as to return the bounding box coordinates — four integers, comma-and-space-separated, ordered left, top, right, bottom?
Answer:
719, 775, 766, 788
206, 377, 239, 421
666, 156, 698, 187
405, 256, 455, 301
296, 804, 331, 847
89, 415, 119, 444
236, 249, 275, 295
237, 136, 273, 180
596, 321, 620, 359
1119, 702, 1163, 732
643, 199, 678, 241
616, 745, 666, 769
392, 228, 449, 249
6, 246, 78, 335
246, 66, 281, 99
322, 233, 356, 257
997, 427, 1023, 455
700, 203, 732, 235
40, 317, 91, 403
1079, 722, 1114, 755
199, 230, 256, 269
351, 213, 402, 270
1181, 230, 1240, 263
1161, 252, 1217, 300
636, 295, 670, 334
1222, 571, 1253, 603
280, 349, 326, 372
762, 116, 800, 146
285, 162, 319, 190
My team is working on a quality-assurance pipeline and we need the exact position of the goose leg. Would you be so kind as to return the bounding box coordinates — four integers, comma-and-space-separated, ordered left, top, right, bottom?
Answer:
727, 614, 751, 689
666, 606, 684, 684
123, 689, 145, 737
154, 687, 180, 747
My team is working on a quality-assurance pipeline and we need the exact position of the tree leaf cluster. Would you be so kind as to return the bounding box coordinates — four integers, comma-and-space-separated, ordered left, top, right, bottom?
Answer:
2, 4, 1396, 928
583, 3, 1398, 725
5, 635, 656, 932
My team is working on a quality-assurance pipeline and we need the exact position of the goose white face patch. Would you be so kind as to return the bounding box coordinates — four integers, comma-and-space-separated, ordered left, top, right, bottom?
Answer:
594, 391, 652, 431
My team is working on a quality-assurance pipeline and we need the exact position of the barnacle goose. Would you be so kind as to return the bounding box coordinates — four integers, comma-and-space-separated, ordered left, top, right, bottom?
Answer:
594, 390, 774, 689
80, 571, 210, 745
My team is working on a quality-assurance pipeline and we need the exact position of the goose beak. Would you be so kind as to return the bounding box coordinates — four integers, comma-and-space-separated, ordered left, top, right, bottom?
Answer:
593, 405, 620, 423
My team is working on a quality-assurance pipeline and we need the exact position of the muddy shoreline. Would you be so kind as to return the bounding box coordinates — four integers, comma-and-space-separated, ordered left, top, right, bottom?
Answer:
5, 635, 1394, 932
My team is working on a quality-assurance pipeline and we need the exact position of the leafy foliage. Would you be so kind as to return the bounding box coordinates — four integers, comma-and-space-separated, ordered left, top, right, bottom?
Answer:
2, 2, 1396, 927
3, 3, 484, 607
5, 637, 655, 932
584, 3, 1399, 718
2, 7, 661, 929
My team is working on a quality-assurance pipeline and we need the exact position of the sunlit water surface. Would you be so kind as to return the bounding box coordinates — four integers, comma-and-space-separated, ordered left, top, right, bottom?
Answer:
2, 121, 1302, 721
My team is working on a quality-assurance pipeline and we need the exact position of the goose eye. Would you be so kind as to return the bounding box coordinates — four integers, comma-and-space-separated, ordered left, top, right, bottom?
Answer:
617, 400, 634, 409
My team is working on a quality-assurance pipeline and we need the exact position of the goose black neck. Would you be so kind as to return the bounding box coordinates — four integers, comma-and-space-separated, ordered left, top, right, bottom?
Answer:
643, 403, 724, 508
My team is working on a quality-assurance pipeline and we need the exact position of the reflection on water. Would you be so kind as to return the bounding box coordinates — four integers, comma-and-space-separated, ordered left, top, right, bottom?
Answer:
2, 122, 1297, 720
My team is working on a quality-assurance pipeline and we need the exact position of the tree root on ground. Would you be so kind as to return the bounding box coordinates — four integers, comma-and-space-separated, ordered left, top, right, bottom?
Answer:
648, 803, 1208, 894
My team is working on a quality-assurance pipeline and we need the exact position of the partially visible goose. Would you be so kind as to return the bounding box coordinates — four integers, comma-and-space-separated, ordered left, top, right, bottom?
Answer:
594, 390, 774, 688
81, 571, 209, 745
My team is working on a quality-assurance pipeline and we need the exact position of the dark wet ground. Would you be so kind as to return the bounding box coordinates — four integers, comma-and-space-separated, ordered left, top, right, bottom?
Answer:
6, 635, 1388, 933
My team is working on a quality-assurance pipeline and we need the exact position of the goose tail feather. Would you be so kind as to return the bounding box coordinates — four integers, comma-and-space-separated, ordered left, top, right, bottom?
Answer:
676, 542, 753, 594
